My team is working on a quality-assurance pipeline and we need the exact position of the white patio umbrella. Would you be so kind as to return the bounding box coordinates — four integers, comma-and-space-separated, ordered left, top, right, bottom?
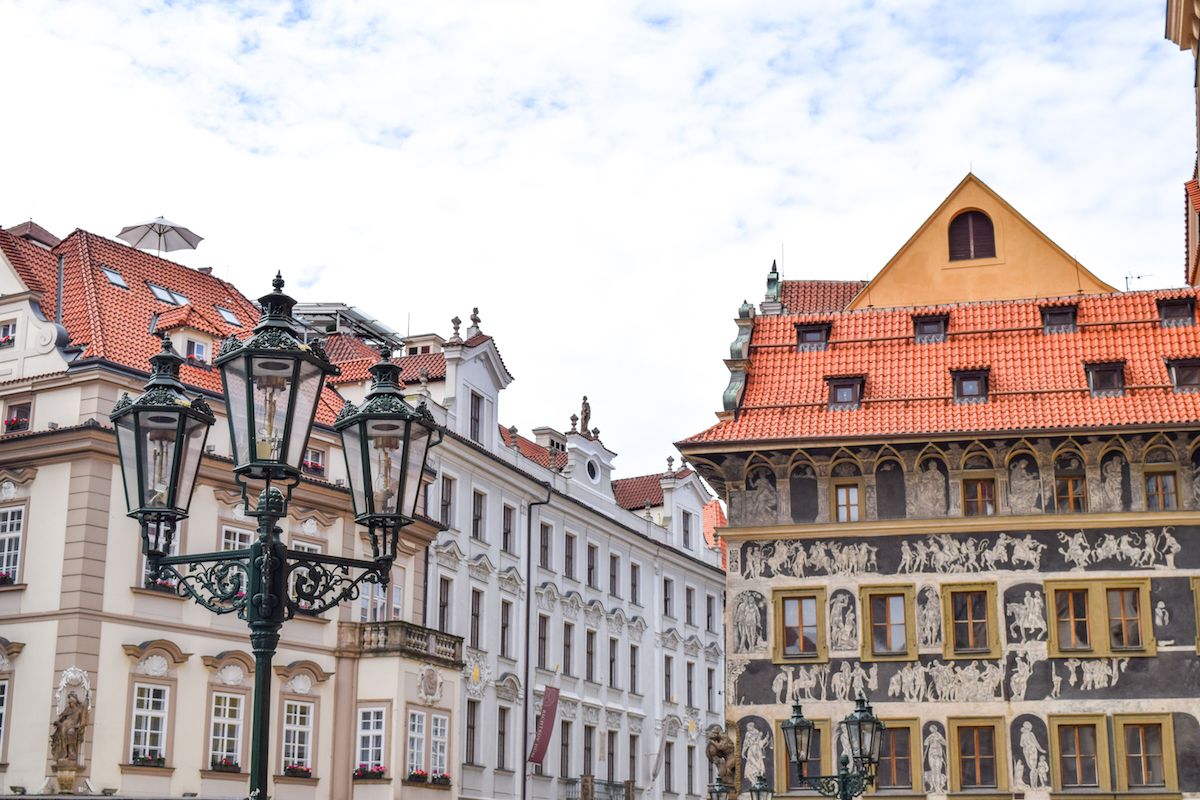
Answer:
117, 217, 204, 253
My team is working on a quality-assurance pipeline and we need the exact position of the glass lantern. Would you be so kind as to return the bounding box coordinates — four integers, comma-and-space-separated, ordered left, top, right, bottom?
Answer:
781, 703, 815, 769
841, 695, 884, 771
215, 273, 338, 481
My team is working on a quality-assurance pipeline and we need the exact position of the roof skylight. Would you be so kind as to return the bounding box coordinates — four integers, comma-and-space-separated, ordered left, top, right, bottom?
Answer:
216, 307, 240, 326
100, 266, 128, 288
148, 282, 189, 305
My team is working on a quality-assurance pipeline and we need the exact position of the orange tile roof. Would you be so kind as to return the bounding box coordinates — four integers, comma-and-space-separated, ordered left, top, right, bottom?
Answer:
702, 499, 728, 570
1186, 180, 1200, 285
780, 280, 867, 313
681, 287, 1200, 445
611, 469, 694, 510
498, 424, 568, 469
1, 226, 345, 425
324, 333, 449, 386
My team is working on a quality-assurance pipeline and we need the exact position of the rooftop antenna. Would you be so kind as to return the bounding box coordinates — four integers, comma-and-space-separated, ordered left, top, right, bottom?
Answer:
781, 242, 784, 280
1124, 271, 1150, 291
406, 312, 411, 338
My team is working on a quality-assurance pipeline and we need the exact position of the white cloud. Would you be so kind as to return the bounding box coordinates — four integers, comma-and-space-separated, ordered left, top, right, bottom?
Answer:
0, 0, 1192, 475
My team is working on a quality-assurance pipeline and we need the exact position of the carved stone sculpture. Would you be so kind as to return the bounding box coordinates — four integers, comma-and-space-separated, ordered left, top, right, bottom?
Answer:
50, 691, 88, 763
924, 728, 948, 793
706, 727, 738, 787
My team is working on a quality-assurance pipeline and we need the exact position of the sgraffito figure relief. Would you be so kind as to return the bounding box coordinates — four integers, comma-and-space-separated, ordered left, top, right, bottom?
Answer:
898, 533, 1046, 574
733, 591, 767, 653
741, 721, 768, 785
1063, 657, 1128, 690
737, 469, 778, 526
1006, 589, 1047, 641
829, 591, 858, 651
1012, 718, 1050, 791
888, 659, 1004, 702
1058, 527, 1180, 570
910, 459, 948, 517
923, 724, 948, 794
917, 586, 942, 648
772, 664, 831, 703
741, 540, 877, 578
1008, 456, 1042, 514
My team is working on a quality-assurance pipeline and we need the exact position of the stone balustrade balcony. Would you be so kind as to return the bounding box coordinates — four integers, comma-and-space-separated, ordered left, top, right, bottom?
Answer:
338, 620, 464, 667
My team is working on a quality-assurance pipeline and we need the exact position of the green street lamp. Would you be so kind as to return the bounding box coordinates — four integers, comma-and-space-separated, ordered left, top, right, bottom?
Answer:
750, 775, 775, 800
781, 696, 885, 800
707, 779, 731, 800
112, 274, 435, 800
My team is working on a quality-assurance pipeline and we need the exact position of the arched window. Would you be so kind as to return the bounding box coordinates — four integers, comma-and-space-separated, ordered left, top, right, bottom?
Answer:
948, 211, 996, 261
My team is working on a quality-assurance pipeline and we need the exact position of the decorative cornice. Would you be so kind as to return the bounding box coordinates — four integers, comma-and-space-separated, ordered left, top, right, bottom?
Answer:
431, 539, 466, 570
468, 554, 496, 582
273, 659, 333, 683
201, 650, 256, 673
0, 467, 37, 486
122, 639, 191, 665
290, 505, 341, 528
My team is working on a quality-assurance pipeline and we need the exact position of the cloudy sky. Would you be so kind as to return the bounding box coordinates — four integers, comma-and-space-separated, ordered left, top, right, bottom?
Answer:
0, 0, 1193, 476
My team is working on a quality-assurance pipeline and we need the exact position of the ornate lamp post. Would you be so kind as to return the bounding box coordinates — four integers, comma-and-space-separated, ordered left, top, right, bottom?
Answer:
777, 696, 885, 800
112, 274, 437, 800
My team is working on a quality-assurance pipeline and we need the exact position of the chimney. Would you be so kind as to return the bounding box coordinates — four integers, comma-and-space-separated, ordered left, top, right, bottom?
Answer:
198, 266, 213, 275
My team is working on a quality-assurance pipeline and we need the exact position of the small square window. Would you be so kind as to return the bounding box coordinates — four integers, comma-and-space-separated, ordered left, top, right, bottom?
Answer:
913, 315, 948, 343
953, 370, 988, 403
302, 448, 325, 476
1041, 305, 1078, 333
101, 267, 128, 288
215, 307, 240, 326
4, 401, 31, 433
796, 324, 831, 352
1168, 359, 1200, 392
827, 377, 863, 410
185, 340, 208, 364
1086, 362, 1124, 397
1157, 298, 1194, 327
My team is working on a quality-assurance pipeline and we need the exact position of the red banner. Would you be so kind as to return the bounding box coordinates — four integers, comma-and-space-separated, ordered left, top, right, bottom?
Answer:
527, 687, 559, 764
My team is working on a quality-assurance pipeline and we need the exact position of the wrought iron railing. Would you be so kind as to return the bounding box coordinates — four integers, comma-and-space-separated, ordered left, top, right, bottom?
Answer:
561, 777, 633, 800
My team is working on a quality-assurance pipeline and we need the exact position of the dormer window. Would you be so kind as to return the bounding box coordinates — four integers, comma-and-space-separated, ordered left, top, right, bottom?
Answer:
953, 369, 989, 403
185, 339, 209, 365
948, 210, 996, 261
1041, 305, 1078, 334
0, 320, 15, 349
796, 323, 831, 352
914, 315, 948, 343
827, 376, 864, 410
302, 448, 326, 477
1086, 362, 1125, 397
1168, 359, 1200, 393
1158, 298, 1195, 327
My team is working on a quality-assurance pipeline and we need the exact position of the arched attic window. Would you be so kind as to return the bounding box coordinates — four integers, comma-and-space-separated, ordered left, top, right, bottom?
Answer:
948, 211, 996, 261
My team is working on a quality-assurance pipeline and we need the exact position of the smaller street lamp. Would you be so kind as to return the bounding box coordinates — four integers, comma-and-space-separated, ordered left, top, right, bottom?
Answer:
707, 779, 731, 800
750, 775, 775, 800
841, 695, 884, 777
781, 703, 815, 767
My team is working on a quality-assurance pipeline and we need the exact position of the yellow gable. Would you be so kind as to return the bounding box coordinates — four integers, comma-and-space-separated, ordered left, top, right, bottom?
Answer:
846, 174, 1115, 310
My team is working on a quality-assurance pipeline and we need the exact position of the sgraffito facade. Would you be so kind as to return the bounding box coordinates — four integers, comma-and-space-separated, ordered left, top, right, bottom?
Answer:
680, 176, 1200, 798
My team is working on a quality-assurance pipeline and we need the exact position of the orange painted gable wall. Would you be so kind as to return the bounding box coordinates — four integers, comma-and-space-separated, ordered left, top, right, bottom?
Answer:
847, 175, 1115, 310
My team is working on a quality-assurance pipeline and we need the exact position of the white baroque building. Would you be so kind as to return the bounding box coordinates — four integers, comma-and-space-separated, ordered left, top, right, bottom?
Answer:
305, 306, 728, 800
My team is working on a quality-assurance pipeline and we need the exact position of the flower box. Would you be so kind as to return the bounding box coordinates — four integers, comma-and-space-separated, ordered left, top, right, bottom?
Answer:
144, 577, 179, 593
210, 757, 240, 773
301, 460, 325, 476
284, 764, 312, 778
0, 571, 13, 586
407, 770, 428, 783
131, 754, 166, 767
0, 336, 13, 349
431, 773, 451, 786
4, 418, 28, 433
354, 765, 387, 780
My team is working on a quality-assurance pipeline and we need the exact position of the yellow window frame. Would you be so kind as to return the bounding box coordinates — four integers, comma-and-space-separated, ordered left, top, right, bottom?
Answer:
869, 718, 922, 796
1047, 713, 1111, 794
939, 582, 1001, 660
947, 717, 1009, 796
859, 584, 918, 662
772, 587, 829, 664
1112, 713, 1178, 794
1045, 578, 1155, 659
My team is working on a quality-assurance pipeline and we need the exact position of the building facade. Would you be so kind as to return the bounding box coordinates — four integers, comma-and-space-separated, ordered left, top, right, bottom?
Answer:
305, 310, 728, 800
680, 176, 1200, 798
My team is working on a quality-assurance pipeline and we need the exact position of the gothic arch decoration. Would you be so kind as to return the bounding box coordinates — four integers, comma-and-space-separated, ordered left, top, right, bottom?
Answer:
1051, 438, 1090, 467
874, 457, 907, 520
1006, 445, 1043, 515
1096, 448, 1131, 512
788, 457, 819, 523
829, 449, 863, 477
1143, 431, 1180, 459
910, 453, 949, 517
959, 442, 994, 470
736, 456, 779, 526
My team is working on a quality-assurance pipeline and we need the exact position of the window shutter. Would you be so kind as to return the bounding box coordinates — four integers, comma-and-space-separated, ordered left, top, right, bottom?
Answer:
948, 211, 996, 260
948, 214, 973, 260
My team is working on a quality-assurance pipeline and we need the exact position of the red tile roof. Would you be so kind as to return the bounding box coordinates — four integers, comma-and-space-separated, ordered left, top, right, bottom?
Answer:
498, 425, 568, 469
5, 220, 61, 247
1186, 180, 1200, 286
0, 226, 345, 425
611, 469, 694, 510
681, 287, 1200, 445
324, 333, 449, 386
780, 280, 867, 314
702, 499, 728, 570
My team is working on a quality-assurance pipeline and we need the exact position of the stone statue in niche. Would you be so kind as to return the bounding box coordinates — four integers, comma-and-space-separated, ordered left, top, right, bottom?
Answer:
738, 469, 778, 526
1008, 456, 1042, 514
706, 728, 738, 787
829, 592, 858, 651
1006, 590, 1047, 641
732, 591, 767, 653
910, 460, 947, 517
917, 586, 941, 648
923, 727, 948, 794
741, 722, 768, 785
50, 690, 89, 764
1095, 453, 1127, 512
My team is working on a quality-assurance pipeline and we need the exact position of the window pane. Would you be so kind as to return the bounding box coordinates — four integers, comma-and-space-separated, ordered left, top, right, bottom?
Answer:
1056, 589, 1090, 649
1126, 724, 1165, 787
1107, 588, 1142, 649
878, 728, 911, 789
